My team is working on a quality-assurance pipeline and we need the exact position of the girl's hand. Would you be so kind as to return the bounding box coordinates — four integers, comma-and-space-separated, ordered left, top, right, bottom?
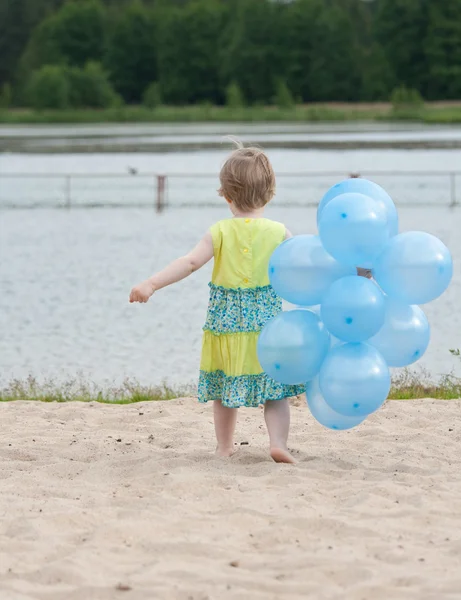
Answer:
129, 280, 155, 303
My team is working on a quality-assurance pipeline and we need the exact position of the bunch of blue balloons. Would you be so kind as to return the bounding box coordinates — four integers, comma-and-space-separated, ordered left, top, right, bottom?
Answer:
258, 178, 453, 430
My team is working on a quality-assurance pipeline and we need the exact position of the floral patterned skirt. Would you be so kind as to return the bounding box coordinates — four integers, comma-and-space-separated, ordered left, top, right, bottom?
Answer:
199, 283, 305, 408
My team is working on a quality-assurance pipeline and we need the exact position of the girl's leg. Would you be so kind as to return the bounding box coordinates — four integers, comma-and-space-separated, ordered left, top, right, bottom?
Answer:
213, 400, 238, 457
264, 398, 295, 464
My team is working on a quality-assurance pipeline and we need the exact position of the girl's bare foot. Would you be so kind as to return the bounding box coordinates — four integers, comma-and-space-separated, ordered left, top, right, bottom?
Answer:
215, 446, 236, 458
265, 399, 295, 463
270, 447, 296, 464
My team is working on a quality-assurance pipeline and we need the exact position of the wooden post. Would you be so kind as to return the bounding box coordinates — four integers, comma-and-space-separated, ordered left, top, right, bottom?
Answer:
156, 175, 166, 213
65, 175, 71, 208
450, 172, 457, 207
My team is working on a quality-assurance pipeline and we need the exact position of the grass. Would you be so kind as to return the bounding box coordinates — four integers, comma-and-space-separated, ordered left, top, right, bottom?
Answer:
388, 369, 461, 400
0, 368, 459, 405
0, 104, 378, 125
0, 374, 195, 405
423, 106, 461, 124
2, 102, 461, 125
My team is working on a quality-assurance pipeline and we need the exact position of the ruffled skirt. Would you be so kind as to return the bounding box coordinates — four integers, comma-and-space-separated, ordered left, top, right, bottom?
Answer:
199, 284, 305, 408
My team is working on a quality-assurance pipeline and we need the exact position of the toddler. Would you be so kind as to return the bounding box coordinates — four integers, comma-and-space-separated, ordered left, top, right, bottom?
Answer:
130, 144, 304, 463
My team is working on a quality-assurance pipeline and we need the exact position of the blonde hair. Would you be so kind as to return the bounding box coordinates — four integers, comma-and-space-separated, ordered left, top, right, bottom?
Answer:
219, 142, 276, 212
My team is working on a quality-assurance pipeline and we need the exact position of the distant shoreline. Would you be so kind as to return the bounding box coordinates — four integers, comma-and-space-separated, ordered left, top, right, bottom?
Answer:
4, 140, 461, 153
2, 101, 461, 128
3, 103, 461, 152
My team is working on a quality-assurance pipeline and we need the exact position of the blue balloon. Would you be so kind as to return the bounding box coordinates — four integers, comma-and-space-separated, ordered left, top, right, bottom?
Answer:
320, 276, 385, 342
287, 304, 342, 347
307, 378, 365, 430
319, 343, 391, 417
373, 232, 453, 304
368, 299, 430, 367
318, 178, 399, 237
258, 310, 330, 385
318, 193, 391, 268
269, 235, 356, 306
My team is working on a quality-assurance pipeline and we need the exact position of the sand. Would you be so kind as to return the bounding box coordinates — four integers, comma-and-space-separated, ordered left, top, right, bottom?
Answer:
0, 399, 460, 600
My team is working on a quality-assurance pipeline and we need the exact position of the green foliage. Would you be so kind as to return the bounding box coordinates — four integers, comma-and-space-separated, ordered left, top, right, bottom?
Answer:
48, 0, 107, 67
307, 1, 363, 101
361, 44, 396, 101
27, 61, 117, 109
19, 17, 66, 78
2, 0, 461, 107
105, 1, 157, 103
6, 102, 461, 126
0, 83, 12, 109
279, 0, 318, 102
0, 367, 459, 403
0, 103, 387, 125
274, 79, 294, 108
375, 0, 429, 95
389, 365, 461, 400
68, 62, 118, 108
27, 65, 70, 109
225, 81, 245, 108
390, 85, 425, 120
142, 82, 162, 108
0, 374, 193, 403
0, 0, 65, 90
157, 0, 225, 104
221, 0, 279, 104
20, 0, 106, 75
425, 0, 461, 100
391, 85, 424, 108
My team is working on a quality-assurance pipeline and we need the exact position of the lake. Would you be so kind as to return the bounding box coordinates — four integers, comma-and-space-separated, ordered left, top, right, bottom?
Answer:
1, 124, 460, 387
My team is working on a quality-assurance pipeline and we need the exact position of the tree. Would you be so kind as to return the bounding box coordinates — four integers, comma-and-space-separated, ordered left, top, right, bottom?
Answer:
5, 0, 461, 108
68, 62, 118, 108
0, 83, 12, 109
143, 82, 162, 108
425, 0, 461, 100
0, 0, 65, 88
19, 16, 66, 76
27, 65, 70, 109
220, 0, 280, 105
157, 0, 225, 104
105, 2, 157, 103
225, 81, 245, 108
375, 0, 429, 96
21, 0, 107, 74
307, 2, 363, 102
280, 0, 321, 102
391, 85, 424, 110
361, 44, 395, 101
274, 79, 294, 108
51, 0, 107, 67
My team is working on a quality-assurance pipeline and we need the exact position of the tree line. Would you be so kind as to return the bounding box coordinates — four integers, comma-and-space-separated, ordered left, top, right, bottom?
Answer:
1, 0, 461, 110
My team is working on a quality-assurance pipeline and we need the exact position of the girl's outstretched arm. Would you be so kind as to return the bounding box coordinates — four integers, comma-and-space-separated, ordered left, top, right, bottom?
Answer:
129, 232, 214, 303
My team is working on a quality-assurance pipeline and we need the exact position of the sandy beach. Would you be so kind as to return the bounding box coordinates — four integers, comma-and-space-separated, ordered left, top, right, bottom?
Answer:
0, 398, 460, 600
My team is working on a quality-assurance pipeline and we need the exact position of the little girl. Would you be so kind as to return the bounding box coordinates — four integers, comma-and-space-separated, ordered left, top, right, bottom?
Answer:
130, 144, 304, 463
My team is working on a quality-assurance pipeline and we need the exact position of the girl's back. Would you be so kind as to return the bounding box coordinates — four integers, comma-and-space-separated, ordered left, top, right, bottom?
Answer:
210, 218, 285, 289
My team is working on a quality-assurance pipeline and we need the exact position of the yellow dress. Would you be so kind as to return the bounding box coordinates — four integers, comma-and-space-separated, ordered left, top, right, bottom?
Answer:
198, 218, 305, 408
